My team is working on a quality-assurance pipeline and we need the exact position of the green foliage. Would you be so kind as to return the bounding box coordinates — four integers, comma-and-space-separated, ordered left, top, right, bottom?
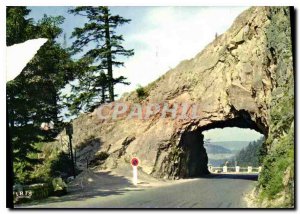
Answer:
52, 177, 67, 196
255, 7, 295, 207
221, 138, 264, 168
258, 116, 294, 204
27, 184, 53, 200
13, 162, 33, 184
49, 152, 75, 178
65, 6, 134, 115
136, 85, 148, 99
14, 183, 53, 204
6, 7, 35, 46
258, 87, 294, 206
7, 6, 76, 185
234, 137, 264, 167
31, 150, 78, 184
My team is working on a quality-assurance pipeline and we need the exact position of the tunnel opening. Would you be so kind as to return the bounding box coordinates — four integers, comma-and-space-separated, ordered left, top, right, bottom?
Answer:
203, 127, 265, 173
176, 110, 267, 178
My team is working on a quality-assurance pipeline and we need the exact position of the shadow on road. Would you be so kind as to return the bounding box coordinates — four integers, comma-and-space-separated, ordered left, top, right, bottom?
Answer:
18, 170, 141, 207
193, 173, 258, 181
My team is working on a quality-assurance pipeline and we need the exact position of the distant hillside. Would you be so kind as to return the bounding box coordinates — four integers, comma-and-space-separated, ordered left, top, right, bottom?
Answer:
205, 143, 235, 167
208, 159, 228, 167
204, 144, 232, 154
209, 141, 251, 152
234, 138, 264, 167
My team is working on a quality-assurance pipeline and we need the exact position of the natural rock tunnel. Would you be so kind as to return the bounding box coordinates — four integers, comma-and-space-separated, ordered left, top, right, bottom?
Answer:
59, 7, 293, 184
151, 108, 267, 179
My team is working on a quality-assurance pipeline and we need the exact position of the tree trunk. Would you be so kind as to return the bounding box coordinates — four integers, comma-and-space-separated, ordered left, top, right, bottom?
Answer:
101, 86, 105, 104
104, 8, 114, 102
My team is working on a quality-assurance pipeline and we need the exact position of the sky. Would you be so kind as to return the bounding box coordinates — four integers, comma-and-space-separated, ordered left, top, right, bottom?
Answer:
203, 127, 264, 142
28, 6, 248, 97
26, 6, 265, 142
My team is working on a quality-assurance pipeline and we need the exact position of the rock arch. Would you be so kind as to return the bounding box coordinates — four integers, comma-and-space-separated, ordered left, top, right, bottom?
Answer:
67, 7, 293, 186
152, 108, 267, 179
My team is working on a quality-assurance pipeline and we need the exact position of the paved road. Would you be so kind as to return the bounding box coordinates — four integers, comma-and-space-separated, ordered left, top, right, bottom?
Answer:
19, 174, 257, 208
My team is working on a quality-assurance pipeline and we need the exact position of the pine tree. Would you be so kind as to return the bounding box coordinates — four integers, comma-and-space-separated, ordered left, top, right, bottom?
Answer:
6, 7, 36, 46
67, 6, 133, 114
7, 7, 75, 183
234, 137, 265, 167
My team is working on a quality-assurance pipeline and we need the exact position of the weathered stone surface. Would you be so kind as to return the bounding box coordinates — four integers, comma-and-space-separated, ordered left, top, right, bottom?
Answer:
53, 7, 294, 202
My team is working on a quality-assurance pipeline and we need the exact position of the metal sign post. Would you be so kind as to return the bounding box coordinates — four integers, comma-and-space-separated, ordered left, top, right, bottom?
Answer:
131, 157, 139, 185
133, 166, 138, 185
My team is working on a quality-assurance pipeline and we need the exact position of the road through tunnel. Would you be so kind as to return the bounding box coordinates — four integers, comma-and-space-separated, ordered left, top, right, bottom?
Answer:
174, 110, 266, 178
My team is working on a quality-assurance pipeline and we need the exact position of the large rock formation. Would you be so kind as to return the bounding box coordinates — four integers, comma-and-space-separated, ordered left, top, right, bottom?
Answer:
55, 6, 294, 206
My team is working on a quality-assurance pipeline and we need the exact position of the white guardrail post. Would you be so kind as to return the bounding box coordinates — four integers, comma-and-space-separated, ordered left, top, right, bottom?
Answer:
248, 166, 252, 173
258, 166, 262, 173
210, 166, 261, 174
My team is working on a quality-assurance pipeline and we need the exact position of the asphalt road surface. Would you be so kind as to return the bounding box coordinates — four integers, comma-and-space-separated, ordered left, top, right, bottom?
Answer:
19, 174, 258, 208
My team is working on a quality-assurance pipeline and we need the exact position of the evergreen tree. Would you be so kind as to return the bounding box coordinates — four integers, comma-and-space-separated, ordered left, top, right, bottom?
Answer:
6, 7, 36, 46
7, 7, 75, 183
67, 6, 133, 114
234, 137, 265, 167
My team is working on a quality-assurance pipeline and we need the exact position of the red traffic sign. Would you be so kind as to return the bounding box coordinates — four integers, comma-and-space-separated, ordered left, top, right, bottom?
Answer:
131, 157, 139, 167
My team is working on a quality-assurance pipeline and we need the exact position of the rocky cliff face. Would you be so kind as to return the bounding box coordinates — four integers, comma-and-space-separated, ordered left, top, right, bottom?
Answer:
54, 7, 294, 207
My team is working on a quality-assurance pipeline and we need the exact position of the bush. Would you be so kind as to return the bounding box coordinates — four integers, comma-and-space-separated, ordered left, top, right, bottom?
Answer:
52, 177, 67, 196
31, 151, 78, 183
13, 183, 53, 204
136, 85, 148, 98
258, 126, 294, 201
13, 162, 33, 185
49, 152, 75, 179
258, 114, 294, 207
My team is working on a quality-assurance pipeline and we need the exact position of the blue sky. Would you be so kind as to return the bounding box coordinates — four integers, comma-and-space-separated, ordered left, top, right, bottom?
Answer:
26, 6, 264, 142
28, 6, 248, 96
